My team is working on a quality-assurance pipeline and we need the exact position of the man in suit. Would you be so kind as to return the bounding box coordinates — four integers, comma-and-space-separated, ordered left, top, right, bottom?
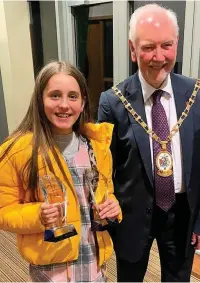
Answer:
98, 3, 200, 282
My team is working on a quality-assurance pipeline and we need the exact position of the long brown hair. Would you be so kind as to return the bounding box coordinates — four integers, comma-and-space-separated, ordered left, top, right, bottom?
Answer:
0, 61, 92, 200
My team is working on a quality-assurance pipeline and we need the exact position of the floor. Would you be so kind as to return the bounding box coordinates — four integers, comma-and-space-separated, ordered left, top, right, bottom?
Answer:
107, 242, 200, 282
0, 231, 200, 282
193, 253, 200, 280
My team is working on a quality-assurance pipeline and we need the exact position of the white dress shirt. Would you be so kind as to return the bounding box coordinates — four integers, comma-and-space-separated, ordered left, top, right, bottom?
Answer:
138, 71, 184, 193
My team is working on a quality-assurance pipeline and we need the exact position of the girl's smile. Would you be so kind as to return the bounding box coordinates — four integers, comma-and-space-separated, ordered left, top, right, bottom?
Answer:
43, 73, 85, 135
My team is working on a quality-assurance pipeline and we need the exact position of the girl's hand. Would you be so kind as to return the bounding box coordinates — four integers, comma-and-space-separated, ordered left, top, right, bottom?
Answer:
98, 199, 120, 220
40, 203, 60, 226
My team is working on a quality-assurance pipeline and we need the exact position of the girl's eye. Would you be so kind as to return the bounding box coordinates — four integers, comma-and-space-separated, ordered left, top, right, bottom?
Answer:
69, 94, 78, 100
50, 93, 60, 99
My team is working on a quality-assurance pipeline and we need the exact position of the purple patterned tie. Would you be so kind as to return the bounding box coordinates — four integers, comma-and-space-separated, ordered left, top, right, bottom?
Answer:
152, 90, 175, 211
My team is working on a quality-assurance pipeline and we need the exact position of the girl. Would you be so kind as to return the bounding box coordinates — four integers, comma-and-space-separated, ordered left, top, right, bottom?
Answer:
0, 61, 122, 282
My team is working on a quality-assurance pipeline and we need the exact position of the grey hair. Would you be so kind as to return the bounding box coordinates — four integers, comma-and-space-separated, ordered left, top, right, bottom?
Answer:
129, 3, 179, 44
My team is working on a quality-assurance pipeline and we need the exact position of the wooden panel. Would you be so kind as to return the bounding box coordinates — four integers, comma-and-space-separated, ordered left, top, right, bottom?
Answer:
0, 233, 199, 282
87, 22, 104, 118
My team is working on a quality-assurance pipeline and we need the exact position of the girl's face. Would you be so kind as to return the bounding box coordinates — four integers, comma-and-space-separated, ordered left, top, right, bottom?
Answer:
43, 73, 84, 135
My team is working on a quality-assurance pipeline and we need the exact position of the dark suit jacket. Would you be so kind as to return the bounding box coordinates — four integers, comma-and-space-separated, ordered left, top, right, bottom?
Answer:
98, 72, 200, 262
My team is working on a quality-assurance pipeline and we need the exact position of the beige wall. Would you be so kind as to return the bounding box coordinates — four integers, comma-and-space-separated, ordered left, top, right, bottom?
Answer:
0, 0, 34, 133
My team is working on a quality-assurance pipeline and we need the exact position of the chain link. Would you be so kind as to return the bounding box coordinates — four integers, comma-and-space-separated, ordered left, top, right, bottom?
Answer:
112, 79, 200, 145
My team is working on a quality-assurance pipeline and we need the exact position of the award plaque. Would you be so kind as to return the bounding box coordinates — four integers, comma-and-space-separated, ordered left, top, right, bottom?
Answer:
39, 175, 77, 242
84, 169, 118, 232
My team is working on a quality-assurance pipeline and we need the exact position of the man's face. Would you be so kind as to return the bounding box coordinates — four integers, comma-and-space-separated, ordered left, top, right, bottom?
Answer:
129, 12, 178, 88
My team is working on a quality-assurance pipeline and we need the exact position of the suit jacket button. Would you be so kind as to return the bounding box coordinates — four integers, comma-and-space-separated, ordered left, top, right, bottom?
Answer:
146, 207, 152, 214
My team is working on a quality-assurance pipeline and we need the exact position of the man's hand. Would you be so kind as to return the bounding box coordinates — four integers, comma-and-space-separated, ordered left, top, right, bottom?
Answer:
98, 199, 120, 220
191, 232, 200, 250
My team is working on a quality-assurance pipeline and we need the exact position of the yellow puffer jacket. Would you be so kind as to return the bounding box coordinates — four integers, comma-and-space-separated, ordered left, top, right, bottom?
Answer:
0, 122, 122, 266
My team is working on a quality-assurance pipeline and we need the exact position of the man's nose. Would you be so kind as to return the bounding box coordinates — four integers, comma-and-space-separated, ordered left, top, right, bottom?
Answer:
153, 47, 165, 62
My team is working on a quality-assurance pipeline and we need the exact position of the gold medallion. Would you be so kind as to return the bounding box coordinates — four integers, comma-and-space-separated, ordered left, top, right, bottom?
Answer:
112, 79, 200, 178
156, 150, 173, 177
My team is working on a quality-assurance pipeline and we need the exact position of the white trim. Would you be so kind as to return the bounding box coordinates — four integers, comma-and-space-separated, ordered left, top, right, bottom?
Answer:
67, 1, 85, 7
113, 0, 129, 84
66, 0, 111, 7
85, 0, 111, 4
56, 0, 112, 65
55, 0, 76, 64
57, 0, 130, 85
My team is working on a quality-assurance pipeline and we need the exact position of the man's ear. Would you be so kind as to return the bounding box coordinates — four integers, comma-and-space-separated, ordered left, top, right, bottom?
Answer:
129, 40, 137, 62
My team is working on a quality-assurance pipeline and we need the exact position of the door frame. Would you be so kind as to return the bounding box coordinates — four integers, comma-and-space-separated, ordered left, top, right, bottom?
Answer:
55, 0, 195, 83
55, 0, 129, 84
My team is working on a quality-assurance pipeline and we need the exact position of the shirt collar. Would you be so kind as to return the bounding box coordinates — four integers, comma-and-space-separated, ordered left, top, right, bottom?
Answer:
138, 70, 173, 103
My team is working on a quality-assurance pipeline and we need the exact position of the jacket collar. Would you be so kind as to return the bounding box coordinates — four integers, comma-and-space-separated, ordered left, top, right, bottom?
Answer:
123, 72, 195, 189
170, 73, 195, 188
81, 122, 113, 149
40, 123, 114, 186
122, 73, 153, 186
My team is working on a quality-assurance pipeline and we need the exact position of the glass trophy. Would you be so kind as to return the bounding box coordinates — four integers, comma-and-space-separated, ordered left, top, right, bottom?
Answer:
84, 168, 118, 232
39, 175, 77, 242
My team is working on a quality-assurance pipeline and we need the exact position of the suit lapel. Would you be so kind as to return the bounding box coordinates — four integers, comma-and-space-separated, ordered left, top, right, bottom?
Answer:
171, 73, 194, 189
125, 73, 153, 187
121, 73, 194, 190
